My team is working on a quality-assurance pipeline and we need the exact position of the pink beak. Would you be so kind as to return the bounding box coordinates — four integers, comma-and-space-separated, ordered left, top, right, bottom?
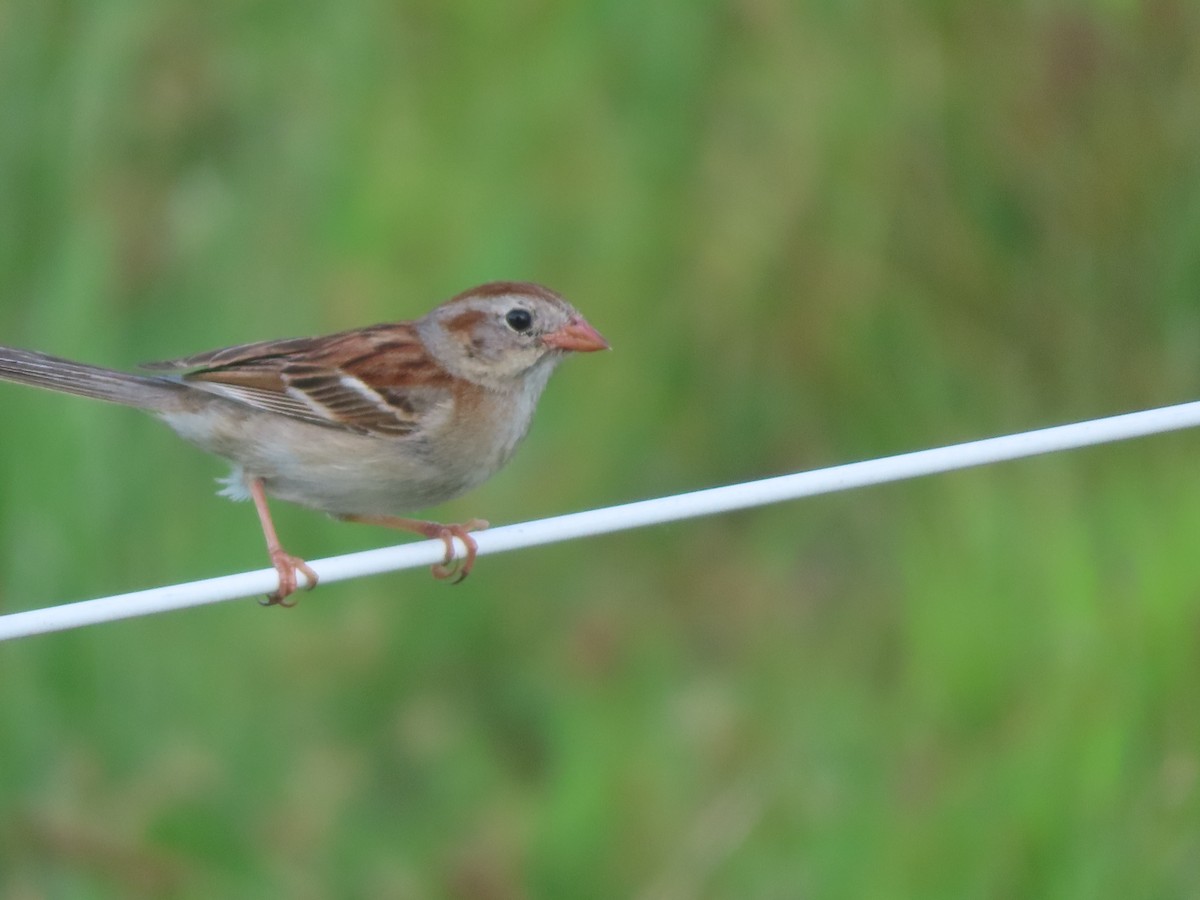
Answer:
541, 316, 610, 352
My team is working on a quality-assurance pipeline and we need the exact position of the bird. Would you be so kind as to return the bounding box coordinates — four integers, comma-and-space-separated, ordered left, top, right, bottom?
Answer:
0, 281, 609, 605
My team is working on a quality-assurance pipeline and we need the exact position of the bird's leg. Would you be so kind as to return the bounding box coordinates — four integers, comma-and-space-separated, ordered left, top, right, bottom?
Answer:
340, 514, 489, 583
249, 478, 318, 606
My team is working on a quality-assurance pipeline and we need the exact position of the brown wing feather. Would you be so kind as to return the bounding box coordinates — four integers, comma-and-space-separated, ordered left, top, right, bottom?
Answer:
143, 324, 454, 437
140, 335, 322, 371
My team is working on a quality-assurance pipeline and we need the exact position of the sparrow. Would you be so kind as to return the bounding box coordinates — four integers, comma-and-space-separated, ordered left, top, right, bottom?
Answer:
0, 282, 609, 605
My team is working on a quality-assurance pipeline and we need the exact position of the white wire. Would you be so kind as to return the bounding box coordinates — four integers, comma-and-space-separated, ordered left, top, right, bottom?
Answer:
3, 398, 1200, 642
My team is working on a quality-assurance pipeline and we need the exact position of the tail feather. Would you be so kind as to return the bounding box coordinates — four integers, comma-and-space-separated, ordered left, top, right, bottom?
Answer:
0, 345, 188, 411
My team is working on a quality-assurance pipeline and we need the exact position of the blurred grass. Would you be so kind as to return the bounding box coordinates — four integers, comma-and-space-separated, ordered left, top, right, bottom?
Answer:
3, 0, 1200, 896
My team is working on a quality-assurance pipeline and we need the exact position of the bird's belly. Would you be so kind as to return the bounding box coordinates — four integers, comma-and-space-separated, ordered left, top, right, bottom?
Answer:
160, 405, 490, 516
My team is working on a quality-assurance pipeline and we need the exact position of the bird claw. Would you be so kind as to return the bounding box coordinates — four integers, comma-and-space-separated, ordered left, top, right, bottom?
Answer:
429, 519, 488, 583
260, 549, 318, 607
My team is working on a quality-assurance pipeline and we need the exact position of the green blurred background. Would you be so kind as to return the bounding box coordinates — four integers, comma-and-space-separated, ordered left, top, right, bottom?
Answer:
3, 1, 1200, 897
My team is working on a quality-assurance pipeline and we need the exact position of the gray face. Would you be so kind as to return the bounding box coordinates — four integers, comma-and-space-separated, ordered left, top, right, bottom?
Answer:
419, 287, 579, 389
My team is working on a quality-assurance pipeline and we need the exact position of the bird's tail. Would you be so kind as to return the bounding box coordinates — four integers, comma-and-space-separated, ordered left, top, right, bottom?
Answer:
0, 345, 189, 411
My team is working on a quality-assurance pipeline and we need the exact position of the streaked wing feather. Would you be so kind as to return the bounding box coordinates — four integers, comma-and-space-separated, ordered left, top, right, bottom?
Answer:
189, 379, 340, 428
143, 324, 446, 437
140, 336, 320, 372
283, 367, 422, 435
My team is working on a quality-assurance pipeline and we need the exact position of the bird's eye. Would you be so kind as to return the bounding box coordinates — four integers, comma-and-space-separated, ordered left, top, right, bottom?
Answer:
505, 308, 534, 333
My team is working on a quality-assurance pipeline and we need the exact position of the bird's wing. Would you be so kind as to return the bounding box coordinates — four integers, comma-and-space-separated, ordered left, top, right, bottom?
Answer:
142, 324, 456, 437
